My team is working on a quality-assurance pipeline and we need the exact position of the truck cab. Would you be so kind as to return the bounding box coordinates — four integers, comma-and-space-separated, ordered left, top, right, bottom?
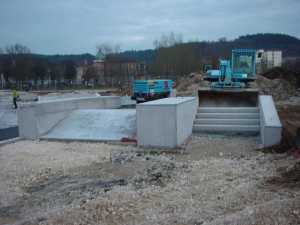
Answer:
132, 79, 173, 103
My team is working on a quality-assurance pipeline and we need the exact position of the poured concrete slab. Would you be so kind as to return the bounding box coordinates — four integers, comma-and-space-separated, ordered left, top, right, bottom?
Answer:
42, 109, 136, 141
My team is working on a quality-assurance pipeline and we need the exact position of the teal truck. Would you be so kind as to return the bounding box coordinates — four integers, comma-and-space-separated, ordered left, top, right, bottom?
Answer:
132, 79, 173, 103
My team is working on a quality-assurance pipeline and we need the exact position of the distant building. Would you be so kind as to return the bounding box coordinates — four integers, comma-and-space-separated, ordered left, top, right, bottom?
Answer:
104, 56, 139, 87
75, 52, 148, 87
256, 49, 282, 74
92, 52, 105, 85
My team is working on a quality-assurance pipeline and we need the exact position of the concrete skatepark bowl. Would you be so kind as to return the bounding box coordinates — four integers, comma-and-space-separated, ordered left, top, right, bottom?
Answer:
42, 109, 136, 141
17, 94, 282, 148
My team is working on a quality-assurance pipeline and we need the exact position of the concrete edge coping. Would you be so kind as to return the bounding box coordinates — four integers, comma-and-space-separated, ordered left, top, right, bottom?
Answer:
259, 95, 282, 128
39, 137, 130, 143
137, 97, 197, 107
0, 137, 23, 146
263, 125, 283, 128
38, 138, 138, 148
19, 96, 121, 107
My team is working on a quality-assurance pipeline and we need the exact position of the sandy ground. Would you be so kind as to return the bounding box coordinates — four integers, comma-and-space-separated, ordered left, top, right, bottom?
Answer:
0, 135, 299, 225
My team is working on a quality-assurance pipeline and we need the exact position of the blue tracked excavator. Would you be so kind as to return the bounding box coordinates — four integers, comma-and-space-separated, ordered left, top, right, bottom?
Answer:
199, 49, 259, 107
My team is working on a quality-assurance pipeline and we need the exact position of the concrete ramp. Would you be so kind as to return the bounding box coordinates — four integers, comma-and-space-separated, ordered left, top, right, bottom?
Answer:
42, 109, 136, 141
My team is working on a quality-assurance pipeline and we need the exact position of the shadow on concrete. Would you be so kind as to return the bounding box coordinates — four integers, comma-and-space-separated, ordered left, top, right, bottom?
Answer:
0, 126, 19, 141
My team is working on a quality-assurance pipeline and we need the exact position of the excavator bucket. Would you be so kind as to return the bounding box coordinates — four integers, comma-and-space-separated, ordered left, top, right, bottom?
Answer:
198, 87, 259, 107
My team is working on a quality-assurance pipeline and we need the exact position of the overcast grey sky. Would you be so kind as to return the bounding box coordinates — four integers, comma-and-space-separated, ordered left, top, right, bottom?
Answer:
1, 0, 300, 54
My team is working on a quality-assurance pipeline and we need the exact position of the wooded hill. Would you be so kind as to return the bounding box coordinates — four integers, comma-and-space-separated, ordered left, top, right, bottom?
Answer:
119, 33, 300, 64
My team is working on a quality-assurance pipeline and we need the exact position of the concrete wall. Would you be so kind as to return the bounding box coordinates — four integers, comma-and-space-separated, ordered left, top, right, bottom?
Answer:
259, 95, 282, 147
18, 96, 121, 139
38, 93, 100, 102
137, 97, 198, 148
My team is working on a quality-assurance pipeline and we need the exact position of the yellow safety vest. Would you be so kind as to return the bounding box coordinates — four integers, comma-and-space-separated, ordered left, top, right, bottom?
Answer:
12, 90, 18, 98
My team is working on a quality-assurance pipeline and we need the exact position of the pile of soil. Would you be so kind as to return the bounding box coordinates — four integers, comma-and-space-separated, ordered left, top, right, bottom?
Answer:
176, 73, 209, 96
256, 75, 297, 101
262, 67, 298, 84
266, 162, 300, 188
256, 67, 300, 101
277, 105, 300, 149
174, 70, 298, 101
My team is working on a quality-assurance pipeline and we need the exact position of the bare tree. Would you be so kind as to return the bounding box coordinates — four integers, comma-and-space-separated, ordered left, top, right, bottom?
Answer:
218, 37, 227, 42
96, 43, 121, 57
114, 44, 121, 54
153, 32, 183, 49
83, 65, 96, 80
5, 43, 31, 55
2, 44, 32, 87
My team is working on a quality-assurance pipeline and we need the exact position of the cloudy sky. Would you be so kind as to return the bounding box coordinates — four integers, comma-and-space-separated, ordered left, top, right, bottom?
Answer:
1, 0, 300, 54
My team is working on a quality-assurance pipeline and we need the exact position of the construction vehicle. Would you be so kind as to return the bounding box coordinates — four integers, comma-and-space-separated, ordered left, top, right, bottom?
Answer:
199, 49, 258, 107
194, 49, 260, 134
205, 49, 256, 88
203, 64, 212, 73
131, 79, 172, 103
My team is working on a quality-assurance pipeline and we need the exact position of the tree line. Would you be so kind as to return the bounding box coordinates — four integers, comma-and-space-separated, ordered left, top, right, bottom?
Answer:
1, 33, 299, 89
120, 33, 300, 80
0, 44, 94, 89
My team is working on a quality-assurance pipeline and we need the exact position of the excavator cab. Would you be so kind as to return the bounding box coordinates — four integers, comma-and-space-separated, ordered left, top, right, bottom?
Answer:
231, 49, 256, 83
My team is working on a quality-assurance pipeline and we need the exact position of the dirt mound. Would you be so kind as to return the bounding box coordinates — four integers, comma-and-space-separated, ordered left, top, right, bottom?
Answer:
175, 70, 298, 100
276, 104, 300, 150
266, 162, 300, 189
176, 73, 209, 96
262, 67, 297, 83
256, 75, 297, 101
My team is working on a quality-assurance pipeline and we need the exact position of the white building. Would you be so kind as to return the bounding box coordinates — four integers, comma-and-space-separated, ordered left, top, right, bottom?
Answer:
263, 51, 282, 68
256, 50, 282, 74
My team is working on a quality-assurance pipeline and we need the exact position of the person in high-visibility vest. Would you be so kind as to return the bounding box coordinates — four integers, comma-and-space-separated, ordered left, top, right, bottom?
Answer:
12, 88, 18, 109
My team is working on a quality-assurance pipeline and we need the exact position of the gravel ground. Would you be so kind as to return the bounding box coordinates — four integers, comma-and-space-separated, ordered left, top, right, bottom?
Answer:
0, 135, 299, 225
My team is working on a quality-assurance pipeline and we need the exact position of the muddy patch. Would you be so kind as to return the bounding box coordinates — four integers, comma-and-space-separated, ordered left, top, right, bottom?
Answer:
265, 161, 300, 189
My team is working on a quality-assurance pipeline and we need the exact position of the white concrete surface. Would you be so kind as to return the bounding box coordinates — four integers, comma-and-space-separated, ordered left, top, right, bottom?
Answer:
121, 96, 136, 106
18, 96, 122, 139
137, 97, 198, 148
193, 107, 260, 133
141, 97, 193, 105
38, 92, 100, 102
259, 95, 282, 147
0, 91, 18, 129
193, 124, 260, 132
0, 109, 17, 129
42, 109, 136, 141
